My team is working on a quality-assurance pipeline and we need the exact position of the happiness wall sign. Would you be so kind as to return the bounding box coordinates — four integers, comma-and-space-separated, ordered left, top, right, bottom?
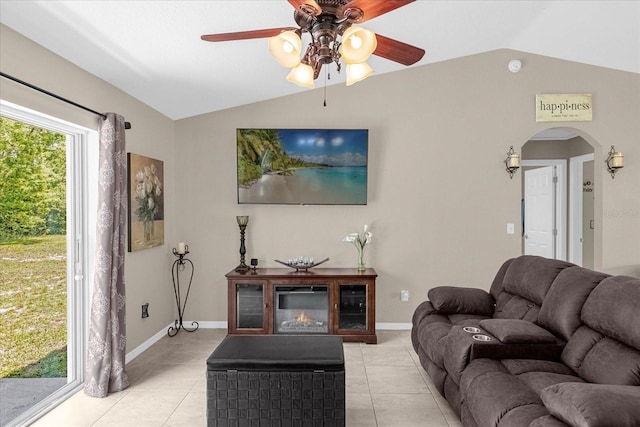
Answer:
536, 93, 592, 122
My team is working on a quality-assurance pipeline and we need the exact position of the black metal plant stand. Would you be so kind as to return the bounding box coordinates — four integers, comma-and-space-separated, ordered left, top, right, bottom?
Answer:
168, 248, 199, 337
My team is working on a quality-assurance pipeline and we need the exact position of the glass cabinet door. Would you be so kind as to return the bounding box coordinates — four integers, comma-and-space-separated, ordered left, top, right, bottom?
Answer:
338, 284, 368, 330
235, 283, 265, 329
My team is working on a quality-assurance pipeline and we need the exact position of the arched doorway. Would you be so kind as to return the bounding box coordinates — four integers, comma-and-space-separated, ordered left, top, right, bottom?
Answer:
521, 127, 595, 268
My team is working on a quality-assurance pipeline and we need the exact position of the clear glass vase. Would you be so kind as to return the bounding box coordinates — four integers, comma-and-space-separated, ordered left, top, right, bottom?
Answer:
358, 247, 366, 271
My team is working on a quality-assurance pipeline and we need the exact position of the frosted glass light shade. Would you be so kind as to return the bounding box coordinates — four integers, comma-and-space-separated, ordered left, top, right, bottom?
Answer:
286, 63, 315, 88
269, 31, 302, 68
340, 26, 377, 64
346, 62, 374, 86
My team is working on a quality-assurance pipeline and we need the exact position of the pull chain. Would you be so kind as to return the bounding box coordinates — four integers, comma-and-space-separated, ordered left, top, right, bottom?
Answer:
323, 66, 328, 107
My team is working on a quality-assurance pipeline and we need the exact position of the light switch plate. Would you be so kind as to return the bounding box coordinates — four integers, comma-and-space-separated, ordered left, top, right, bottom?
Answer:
507, 223, 515, 235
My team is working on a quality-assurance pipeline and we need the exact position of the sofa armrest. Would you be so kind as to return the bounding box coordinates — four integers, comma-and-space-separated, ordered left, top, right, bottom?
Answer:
444, 325, 565, 385
428, 286, 494, 316
541, 383, 640, 427
478, 319, 557, 344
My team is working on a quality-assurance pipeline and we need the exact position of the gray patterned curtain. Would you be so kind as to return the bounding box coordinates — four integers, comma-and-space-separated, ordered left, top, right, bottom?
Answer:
84, 113, 129, 397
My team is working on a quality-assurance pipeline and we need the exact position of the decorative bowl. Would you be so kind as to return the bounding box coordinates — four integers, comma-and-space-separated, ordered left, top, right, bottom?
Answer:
274, 257, 329, 271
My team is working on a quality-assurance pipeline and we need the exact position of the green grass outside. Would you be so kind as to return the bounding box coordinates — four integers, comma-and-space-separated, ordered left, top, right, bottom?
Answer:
0, 235, 67, 378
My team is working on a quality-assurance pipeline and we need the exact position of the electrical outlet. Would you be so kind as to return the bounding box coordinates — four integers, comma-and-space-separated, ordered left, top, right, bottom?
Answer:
400, 290, 409, 302
141, 303, 149, 318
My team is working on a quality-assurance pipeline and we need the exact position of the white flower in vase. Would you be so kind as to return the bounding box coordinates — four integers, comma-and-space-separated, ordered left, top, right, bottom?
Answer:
343, 224, 372, 271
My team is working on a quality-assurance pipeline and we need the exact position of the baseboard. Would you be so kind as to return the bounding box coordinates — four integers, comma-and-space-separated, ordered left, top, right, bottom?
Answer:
125, 321, 228, 364
125, 325, 170, 364
194, 321, 228, 329
376, 322, 412, 330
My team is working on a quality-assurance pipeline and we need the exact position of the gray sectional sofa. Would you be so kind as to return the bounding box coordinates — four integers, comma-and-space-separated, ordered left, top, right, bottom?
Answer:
411, 255, 640, 426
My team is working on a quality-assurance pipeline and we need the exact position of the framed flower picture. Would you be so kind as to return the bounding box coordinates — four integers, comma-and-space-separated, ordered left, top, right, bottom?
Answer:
127, 153, 165, 251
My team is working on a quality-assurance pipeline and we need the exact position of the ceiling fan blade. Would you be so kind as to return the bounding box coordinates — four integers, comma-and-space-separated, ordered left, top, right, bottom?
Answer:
287, 0, 321, 15
340, 0, 415, 23
201, 28, 295, 42
373, 34, 425, 66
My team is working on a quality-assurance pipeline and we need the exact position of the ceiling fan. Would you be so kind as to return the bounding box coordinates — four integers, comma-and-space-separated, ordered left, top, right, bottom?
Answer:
201, 0, 425, 88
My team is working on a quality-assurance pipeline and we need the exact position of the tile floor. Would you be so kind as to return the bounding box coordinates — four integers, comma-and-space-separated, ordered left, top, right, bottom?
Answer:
31, 329, 461, 427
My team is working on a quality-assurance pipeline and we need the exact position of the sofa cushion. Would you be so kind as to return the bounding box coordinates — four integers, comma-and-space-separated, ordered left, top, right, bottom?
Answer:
447, 313, 490, 325
488, 257, 515, 300
501, 359, 575, 376
581, 275, 640, 350
417, 321, 450, 369
562, 326, 640, 385
463, 367, 543, 427
459, 358, 508, 394
495, 404, 550, 427
493, 292, 540, 321
479, 319, 557, 344
541, 383, 640, 427
517, 372, 584, 395
538, 267, 609, 340
561, 326, 601, 373
579, 337, 640, 385
428, 286, 494, 316
529, 415, 572, 427
501, 256, 574, 306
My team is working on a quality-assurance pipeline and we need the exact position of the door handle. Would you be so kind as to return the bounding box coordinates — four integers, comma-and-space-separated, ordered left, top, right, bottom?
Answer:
524, 234, 528, 239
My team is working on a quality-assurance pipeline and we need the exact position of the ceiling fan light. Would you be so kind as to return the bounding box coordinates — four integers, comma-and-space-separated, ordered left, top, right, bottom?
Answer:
286, 63, 315, 88
346, 62, 374, 86
340, 26, 377, 64
269, 31, 302, 68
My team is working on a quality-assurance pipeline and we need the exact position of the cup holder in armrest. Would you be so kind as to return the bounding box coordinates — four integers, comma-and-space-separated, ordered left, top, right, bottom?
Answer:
463, 326, 482, 334
472, 334, 493, 342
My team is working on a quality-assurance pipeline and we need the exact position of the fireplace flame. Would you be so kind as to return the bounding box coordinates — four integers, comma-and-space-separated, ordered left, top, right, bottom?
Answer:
294, 312, 312, 323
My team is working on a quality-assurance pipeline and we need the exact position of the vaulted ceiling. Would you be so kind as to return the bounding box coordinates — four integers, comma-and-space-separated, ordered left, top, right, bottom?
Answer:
1, 1, 639, 120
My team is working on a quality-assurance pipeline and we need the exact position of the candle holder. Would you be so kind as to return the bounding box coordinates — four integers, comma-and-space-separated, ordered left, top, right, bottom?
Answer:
235, 216, 250, 273
605, 145, 624, 179
168, 245, 199, 337
504, 146, 521, 179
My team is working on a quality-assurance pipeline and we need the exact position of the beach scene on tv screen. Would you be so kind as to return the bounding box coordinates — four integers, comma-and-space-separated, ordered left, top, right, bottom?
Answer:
237, 129, 368, 205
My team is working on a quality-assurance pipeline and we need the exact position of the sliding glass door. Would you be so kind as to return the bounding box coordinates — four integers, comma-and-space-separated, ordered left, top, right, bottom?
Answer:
0, 100, 96, 426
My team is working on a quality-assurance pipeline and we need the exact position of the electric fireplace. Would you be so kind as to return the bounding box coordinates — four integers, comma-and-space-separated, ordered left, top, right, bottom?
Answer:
274, 285, 329, 334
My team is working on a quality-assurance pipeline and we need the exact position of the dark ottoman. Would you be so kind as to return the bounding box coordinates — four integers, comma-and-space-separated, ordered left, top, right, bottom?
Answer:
206, 335, 345, 427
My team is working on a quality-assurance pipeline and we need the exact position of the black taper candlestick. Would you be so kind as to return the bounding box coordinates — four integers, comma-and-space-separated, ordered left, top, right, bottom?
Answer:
235, 216, 250, 272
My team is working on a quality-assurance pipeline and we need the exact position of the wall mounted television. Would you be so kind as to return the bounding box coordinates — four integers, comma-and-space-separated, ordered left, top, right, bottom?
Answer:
237, 128, 368, 205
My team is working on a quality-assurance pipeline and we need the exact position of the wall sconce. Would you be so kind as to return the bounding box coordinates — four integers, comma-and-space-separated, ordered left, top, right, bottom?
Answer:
605, 145, 624, 179
504, 146, 521, 179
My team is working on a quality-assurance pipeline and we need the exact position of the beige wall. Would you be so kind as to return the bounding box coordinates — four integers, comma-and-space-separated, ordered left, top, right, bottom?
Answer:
175, 49, 640, 324
1, 25, 177, 350
523, 136, 593, 159
3, 22, 639, 339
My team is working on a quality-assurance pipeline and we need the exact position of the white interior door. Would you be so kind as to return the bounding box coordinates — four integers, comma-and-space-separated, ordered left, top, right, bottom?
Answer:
569, 153, 595, 267
524, 166, 556, 258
